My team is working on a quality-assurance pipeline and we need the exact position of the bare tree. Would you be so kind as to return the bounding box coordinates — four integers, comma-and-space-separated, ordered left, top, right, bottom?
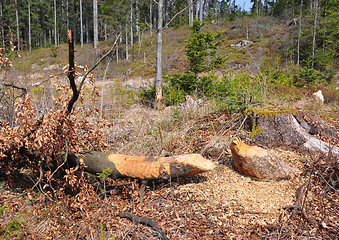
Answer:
189, 0, 193, 26
149, 0, 153, 36
297, 0, 303, 66
311, 0, 318, 67
0, 1, 4, 47
93, 0, 98, 48
130, 3, 133, 47
199, 0, 203, 21
136, 0, 141, 51
154, 0, 197, 103
54, 0, 57, 45
155, 0, 164, 102
80, 0, 83, 47
126, 28, 129, 61
15, 0, 20, 50
28, 0, 31, 51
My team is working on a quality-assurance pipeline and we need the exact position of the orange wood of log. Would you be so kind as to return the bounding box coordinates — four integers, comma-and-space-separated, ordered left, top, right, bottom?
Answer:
75, 151, 216, 180
230, 136, 301, 180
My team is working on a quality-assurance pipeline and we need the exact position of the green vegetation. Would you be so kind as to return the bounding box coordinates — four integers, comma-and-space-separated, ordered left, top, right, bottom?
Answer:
0, 204, 27, 240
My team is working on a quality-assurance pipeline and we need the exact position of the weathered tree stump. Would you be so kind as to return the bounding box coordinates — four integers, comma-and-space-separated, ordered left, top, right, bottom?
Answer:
230, 136, 301, 180
246, 106, 339, 159
69, 151, 216, 180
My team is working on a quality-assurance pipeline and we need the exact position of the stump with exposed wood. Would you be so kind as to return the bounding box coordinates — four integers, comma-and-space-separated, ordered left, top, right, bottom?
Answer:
230, 136, 301, 180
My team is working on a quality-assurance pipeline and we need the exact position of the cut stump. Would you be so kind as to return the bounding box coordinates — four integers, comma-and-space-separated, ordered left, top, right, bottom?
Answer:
70, 151, 216, 180
246, 108, 339, 159
230, 136, 301, 180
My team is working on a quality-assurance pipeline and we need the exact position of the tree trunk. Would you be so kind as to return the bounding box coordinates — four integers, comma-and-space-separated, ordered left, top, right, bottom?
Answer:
311, 0, 318, 68
125, 28, 129, 61
28, 0, 31, 51
155, 0, 163, 102
80, 0, 83, 47
54, 0, 57, 45
73, 2, 77, 45
199, 0, 203, 21
85, 0, 89, 44
297, 0, 303, 66
150, 0, 153, 36
164, 0, 169, 26
0, 1, 4, 47
69, 151, 216, 180
136, 0, 141, 54
130, 3, 133, 47
116, 39, 119, 63
66, 0, 69, 31
15, 0, 20, 50
93, 0, 98, 48
189, 0, 193, 26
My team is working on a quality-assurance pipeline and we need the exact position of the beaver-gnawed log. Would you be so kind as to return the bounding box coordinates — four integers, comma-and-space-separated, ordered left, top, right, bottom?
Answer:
69, 151, 216, 180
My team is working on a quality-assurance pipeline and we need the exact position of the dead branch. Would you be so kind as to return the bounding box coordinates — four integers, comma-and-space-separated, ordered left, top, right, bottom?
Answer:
119, 212, 167, 240
66, 31, 121, 114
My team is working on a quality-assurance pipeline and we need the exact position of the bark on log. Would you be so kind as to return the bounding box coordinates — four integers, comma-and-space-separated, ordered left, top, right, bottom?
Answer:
70, 151, 216, 180
230, 136, 301, 180
251, 113, 339, 159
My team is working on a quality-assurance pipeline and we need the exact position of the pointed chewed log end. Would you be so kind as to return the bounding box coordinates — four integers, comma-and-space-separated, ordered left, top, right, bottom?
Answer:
71, 151, 216, 180
230, 136, 301, 181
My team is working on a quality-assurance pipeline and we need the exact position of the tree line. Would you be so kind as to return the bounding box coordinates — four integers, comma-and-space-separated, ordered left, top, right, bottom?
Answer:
0, 0, 337, 72
0, 0, 242, 51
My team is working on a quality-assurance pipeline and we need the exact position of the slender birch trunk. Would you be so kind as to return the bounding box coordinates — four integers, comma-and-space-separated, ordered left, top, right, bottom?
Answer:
297, 0, 303, 66
15, 0, 20, 50
54, 0, 57, 45
311, 0, 318, 68
130, 3, 133, 46
28, 0, 31, 51
155, 0, 163, 102
150, 0, 153, 36
93, 0, 98, 48
199, 0, 203, 21
125, 28, 129, 61
80, 0, 83, 47
0, 1, 4, 47
136, 0, 141, 53
189, 0, 193, 26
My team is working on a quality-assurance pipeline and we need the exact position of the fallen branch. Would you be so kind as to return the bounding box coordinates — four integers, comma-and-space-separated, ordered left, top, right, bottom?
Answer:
119, 212, 167, 240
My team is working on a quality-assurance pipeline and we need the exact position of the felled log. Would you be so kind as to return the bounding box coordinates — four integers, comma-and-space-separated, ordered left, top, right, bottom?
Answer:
70, 151, 216, 180
230, 136, 301, 180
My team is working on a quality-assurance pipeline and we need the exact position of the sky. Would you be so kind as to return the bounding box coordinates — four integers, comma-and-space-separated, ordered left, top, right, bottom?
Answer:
235, 0, 253, 12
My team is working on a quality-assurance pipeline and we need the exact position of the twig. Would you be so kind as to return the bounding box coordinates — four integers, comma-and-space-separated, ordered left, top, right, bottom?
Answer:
119, 212, 167, 240
230, 115, 248, 141
163, 0, 199, 29
47, 137, 69, 182
77, 33, 121, 94
2, 83, 27, 93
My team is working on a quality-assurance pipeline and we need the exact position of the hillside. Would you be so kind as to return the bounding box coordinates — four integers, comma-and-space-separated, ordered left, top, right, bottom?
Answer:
1, 16, 338, 239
